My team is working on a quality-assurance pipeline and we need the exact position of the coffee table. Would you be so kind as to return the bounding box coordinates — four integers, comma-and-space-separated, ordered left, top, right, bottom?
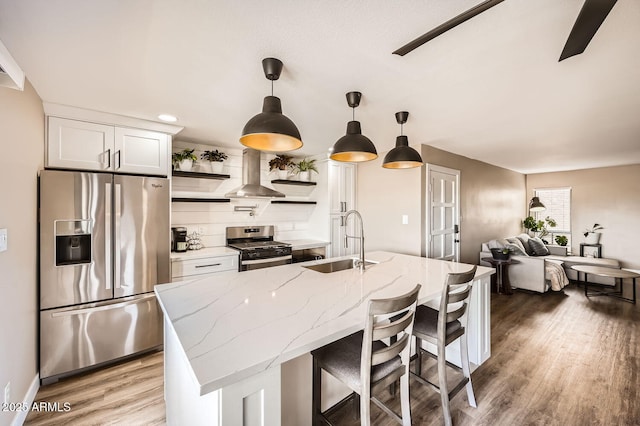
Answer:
571, 265, 638, 304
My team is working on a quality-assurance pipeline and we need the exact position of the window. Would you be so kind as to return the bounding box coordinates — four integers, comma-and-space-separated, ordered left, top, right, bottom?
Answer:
534, 187, 571, 246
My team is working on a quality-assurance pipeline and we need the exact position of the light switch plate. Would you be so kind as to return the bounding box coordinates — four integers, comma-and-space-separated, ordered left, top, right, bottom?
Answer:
401, 215, 409, 225
0, 228, 7, 252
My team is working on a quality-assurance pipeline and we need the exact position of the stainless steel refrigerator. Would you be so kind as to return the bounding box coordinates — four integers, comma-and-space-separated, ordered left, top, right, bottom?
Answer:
39, 169, 170, 382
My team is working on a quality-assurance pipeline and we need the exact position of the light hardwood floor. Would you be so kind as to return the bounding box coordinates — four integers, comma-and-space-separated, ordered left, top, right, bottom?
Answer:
25, 284, 639, 425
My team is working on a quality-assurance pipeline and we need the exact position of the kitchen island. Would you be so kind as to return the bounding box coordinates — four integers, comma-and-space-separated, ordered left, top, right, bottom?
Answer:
155, 251, 494, 425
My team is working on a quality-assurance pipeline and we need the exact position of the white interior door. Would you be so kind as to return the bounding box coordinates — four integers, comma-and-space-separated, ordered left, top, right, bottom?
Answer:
426, 165, 460, 261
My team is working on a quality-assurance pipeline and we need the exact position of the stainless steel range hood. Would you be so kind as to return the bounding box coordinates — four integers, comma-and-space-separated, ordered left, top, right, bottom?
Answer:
225, 148, 285, 198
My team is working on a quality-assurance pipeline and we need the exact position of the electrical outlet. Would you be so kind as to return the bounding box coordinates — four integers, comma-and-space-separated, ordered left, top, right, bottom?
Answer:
0, 228, 7, 252
4, 382, 10, 404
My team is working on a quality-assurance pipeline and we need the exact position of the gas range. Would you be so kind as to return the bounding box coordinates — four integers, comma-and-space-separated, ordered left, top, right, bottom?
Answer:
226, 226, 292, 271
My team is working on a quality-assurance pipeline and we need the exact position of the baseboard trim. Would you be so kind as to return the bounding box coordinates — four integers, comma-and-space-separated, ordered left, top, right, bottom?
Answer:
11, 373, 39, 426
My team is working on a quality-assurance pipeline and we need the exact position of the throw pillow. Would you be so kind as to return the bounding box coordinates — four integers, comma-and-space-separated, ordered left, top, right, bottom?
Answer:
516, 233, 535, 256
505, 237, 528, 255
505, 243, 528, 256
528, 237, 550, 256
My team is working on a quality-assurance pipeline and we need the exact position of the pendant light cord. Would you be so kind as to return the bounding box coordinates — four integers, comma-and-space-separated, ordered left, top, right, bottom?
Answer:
271, 79, 274, 96
400, 122, 404, 136
352, 107, 355, 121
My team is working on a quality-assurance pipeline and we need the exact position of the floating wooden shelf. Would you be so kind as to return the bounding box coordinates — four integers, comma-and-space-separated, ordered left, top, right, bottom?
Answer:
172, 198, 231, 203
270, 200, 317, 205
172, 171, 230, 180
271, 179, 317, 186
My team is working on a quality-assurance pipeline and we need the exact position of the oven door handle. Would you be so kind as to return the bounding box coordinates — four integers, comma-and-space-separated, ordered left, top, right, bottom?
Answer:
241, 255, 292, 265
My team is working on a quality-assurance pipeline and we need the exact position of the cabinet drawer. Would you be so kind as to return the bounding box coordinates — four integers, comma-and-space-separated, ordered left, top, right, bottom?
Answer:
172, 255, 238, 278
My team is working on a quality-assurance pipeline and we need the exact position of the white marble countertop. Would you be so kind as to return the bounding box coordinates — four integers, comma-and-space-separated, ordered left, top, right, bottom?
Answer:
282, 239, 330, 250
170, 246, 239, 261
155, 251, 494, 395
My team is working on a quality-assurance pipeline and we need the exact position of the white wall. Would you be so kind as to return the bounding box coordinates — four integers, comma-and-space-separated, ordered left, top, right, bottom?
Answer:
357, 155, 423, 256
0, 80, 44, 426
357, 144, 526, 264
171, 141, 325, 246
527, 165, 640, 270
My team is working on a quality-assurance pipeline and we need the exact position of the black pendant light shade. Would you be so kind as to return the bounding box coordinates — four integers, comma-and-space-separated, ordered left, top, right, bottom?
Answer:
330, 92, 377, 162
240, 58, 303, 152
529, 196, 546, 212
382, 111, 423, 169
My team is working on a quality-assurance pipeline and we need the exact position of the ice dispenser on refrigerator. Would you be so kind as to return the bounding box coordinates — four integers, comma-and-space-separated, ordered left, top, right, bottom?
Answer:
55, 220, 92, 265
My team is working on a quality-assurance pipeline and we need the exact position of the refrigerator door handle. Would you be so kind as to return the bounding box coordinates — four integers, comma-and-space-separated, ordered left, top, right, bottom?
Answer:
105, 183, 112, 290
49, 294, 156, 317
114, 183, 122, 289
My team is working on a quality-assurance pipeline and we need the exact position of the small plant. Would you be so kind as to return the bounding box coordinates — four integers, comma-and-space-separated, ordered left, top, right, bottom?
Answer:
555, 235, 568, 246
201, 149, 227, 162
172, 148, 197, 168
268, 154, 294, 171
293, 158, 318, 174
583, 223, 604, 237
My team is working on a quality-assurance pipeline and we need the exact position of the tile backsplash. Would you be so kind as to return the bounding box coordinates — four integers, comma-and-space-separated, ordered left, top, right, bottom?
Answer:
171, 141, 319, 247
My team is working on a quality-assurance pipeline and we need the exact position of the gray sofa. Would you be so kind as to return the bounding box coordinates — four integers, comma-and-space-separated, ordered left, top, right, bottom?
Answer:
479, 235, 620, 293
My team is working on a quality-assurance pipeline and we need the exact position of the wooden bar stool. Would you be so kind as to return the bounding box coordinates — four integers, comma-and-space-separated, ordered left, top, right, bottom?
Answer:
311, 284, 421, 426
411, 266, 477, 426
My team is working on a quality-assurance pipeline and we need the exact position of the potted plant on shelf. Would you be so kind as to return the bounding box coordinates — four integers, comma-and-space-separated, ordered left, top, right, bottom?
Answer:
523, 216, 557, 243
172, 148, 197, 172
201, 149, 228, 174
292, 158, 318, 181
583, 223, 604, 244
268, 154, 294, 179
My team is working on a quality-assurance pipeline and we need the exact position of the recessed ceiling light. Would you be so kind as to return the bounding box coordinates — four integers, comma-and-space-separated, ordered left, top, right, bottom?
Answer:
158, 114, 178, 122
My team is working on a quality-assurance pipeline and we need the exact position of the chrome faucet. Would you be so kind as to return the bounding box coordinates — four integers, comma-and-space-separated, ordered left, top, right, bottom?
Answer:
344, 210, 366, 270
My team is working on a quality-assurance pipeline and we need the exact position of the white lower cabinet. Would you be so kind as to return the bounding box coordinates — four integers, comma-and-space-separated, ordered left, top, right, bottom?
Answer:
171, 253, 238, 281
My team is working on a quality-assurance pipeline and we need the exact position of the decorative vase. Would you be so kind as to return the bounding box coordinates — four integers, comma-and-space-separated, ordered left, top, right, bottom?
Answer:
298, 171, 310, 181
210, 161, 224, 174
585, 232, 601, 244
277, 169, 288, 179
178, 159, 193, 172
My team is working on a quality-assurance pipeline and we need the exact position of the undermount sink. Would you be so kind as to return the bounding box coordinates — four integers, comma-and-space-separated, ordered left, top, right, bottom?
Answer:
303, 258, 377, 273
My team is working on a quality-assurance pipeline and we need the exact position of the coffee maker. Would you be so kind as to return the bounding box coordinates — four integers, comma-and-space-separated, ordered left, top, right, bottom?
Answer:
171, 227, 188, 252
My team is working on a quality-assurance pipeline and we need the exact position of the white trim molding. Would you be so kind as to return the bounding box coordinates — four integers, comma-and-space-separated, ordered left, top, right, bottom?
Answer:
11, 373, 39, 426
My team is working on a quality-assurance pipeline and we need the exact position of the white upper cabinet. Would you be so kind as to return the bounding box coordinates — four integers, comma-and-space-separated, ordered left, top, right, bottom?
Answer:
114, 127, 168, 175
328, 161, 356, 215
47, 117, 114, 171
44, 104, 182, 177
327, 161, 357, 257
47, 117, 170, 176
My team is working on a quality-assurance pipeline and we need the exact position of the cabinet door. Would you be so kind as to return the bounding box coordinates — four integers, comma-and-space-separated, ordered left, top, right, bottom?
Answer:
47, 117, 114, 171
328, 161, 356, 214
329, 215, 358, 258
114, 127, 169, 176
329, 215, 344, 258
342, 162, 356, 211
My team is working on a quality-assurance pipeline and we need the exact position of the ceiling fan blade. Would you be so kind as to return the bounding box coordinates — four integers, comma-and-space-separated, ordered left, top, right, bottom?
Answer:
559, 0, 617, 61
393, 0, 505, 56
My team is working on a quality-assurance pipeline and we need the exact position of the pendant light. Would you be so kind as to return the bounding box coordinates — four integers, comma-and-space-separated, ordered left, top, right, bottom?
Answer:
529, 196, 546, 212
330, 91, 377, 162
382, 111, 423, 169
240, 58, 303, 152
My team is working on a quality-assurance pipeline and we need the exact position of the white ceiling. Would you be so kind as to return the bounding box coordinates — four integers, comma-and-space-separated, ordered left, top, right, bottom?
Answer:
1, 0, 639, 174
